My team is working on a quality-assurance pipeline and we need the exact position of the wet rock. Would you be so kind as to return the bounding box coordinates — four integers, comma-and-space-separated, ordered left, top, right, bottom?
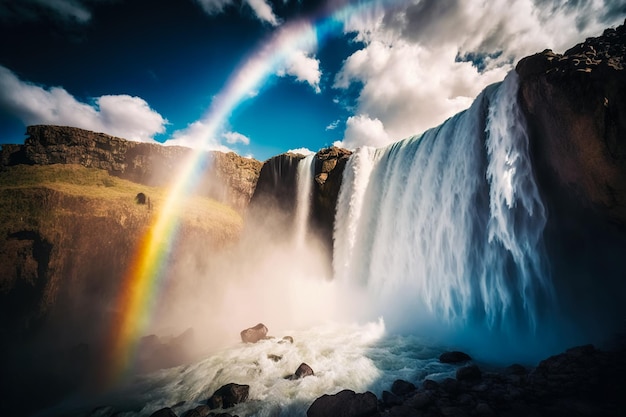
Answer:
307, 389, 379, 417
267, 354, 282, 362
286, 362, 314, 380
280, 336, 294, 344
295, 362, 314, 378
182, 405, 211, 417
456, 365, 482, 381
382, 390, 403, 407
240, 323, 268, 343
149, 408, 178, 417
405, 392, 433, 409
390, 379, 417, 396
207, 383, 249, 409
439, 351, 472, 364
422, 379, 439, 390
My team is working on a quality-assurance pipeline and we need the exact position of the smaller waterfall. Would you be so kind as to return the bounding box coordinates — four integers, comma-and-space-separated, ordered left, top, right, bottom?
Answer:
293, 154, 315, 246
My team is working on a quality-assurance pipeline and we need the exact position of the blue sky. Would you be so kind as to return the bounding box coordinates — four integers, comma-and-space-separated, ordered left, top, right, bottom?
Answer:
0, 0, 624, 161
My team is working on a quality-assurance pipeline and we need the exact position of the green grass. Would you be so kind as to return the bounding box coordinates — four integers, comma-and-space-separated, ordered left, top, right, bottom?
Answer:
0, 164, 243, 241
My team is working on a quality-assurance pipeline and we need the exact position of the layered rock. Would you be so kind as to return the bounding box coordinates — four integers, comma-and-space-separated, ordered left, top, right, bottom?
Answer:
0, 125, 262, 212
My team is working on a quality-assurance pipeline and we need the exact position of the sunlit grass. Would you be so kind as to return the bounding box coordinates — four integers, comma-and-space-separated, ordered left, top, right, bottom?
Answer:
0, 164, 243, 241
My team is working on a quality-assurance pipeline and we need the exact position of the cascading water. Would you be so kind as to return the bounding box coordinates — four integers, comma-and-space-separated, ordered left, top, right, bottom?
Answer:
293, 154, 314, 246
333, 72, 558, 361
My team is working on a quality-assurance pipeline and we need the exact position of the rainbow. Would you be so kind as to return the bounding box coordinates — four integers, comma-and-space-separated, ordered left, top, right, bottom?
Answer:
106, 0, 400, 385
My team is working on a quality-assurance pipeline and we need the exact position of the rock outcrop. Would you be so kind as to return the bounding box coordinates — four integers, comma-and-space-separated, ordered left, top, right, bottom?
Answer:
248, 147, 351, 252
207, 383, 250, 409
0, 125, 262, 212
240, 323, 268, 343
517, 19, 626, 227
309, 344, 626, 417
517, 19, 626, 344
312, 147, 352, 247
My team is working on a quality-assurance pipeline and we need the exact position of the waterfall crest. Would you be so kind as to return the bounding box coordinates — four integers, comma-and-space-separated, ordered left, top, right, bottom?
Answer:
333, 72, 556, 360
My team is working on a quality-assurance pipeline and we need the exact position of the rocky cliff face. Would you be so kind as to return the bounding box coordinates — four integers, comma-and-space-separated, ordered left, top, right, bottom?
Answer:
516, 20, 626, 338
0, 125, 263, 212
312, 147, 352, 246
248, 147, 351, 249
517, 20, 626, 227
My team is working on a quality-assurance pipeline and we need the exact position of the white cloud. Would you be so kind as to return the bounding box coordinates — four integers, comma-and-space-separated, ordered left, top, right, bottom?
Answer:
0, 65, 167, 142
223, 131, 251, 145
334, 115, 391, 150
245, 0, 280, 26
332, 0, 626, 148
0, 0, 95, 23
193, 0, 233, 15
278, 50, 322, 93
194, 0, 280, 26
287, 147, 315, 155
325, 119, 340, 131
164, 120, 233, 152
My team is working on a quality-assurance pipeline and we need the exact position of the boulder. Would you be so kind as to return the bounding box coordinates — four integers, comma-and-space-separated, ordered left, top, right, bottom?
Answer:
294, 362, 314, 379
439, 351, 472, 364
240, 323, 268, 343
149, 408, 178, 417
207, 383, 249, 409
286, 362, 314, 380
307, 389, 379, 417
390, 379, 416, 396
182, 405, 212, 417
456, 365, 482, 381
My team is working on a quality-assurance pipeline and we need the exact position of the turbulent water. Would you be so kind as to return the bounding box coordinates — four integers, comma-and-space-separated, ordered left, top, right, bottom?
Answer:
41, 72, 567, 416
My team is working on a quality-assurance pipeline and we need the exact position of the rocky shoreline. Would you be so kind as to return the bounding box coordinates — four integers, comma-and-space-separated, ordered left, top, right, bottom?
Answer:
137, 325, 626, 417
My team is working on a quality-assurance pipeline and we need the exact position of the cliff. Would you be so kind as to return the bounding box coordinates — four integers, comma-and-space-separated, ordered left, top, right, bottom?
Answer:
0, 164, 244, 414
516, 20, 626, 227
248, 147, 351, 248
0, 125, 263, 212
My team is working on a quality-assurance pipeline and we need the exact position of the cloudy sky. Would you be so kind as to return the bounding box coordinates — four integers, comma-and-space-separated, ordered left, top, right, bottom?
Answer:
0, 0, 624, 160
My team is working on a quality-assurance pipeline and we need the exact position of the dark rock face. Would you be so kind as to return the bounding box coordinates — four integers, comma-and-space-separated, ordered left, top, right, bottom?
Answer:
312, 147, 352, 248
390, 380, 416, 396
248, 152, 304, 216
149, 408, 178, 417
0, 125, 262, 211
307, 389, 379, 417
439, 351, 472, 364
517, 22, 626, 226
207, 383, 250, 409
240, 323, 268, 343
517, 19, 626, 346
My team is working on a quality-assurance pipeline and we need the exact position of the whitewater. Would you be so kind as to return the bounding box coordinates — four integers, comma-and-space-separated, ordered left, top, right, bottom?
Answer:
40, 72, 563, 417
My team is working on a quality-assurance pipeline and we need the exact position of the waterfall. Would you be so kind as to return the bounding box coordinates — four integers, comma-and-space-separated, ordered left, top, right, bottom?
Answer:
294, 154, 314, 246
333, 72, 556, 361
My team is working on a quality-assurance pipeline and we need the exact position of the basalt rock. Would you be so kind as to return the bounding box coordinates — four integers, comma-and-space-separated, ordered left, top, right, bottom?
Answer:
248, 152, 304, 216
240, 323, 268, 343
516, 18, 626, 346
312, 147, 352, 248
439, 351, 472, 364
311, 344, 626, 417
207, 383, 249, 409
0, 125, 262, 212
286, 362, 314, 380
516, 19, 626, 227
307, 389, 379, 417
